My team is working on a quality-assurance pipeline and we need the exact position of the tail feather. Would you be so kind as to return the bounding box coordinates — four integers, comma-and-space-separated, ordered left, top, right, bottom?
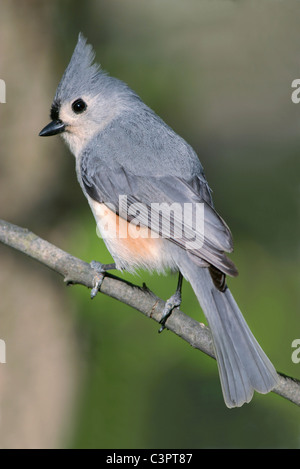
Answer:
178, 262, 278, 408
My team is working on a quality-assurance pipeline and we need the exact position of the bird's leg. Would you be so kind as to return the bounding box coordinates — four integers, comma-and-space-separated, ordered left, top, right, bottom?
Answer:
90, 261, 116, 299
159, 272, 183, 333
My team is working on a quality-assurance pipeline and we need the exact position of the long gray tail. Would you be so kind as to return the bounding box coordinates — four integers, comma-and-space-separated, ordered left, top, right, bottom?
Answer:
178, 261, 278, 408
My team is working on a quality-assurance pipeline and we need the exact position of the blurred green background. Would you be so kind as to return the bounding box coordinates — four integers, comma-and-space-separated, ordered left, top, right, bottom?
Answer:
0, 0, 299, 448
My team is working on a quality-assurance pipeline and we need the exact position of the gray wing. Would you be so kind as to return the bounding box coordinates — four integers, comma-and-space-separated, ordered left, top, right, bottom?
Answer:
81, 159, 238, 278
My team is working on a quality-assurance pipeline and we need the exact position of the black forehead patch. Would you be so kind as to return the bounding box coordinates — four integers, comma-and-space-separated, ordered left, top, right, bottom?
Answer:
50, 100, 61, 121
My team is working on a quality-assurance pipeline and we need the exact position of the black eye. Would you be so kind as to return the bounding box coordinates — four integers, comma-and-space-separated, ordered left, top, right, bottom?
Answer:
71, 98, 87, 114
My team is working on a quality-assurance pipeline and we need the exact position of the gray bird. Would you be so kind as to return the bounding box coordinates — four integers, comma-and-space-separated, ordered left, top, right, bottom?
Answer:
39, 34, 278, 408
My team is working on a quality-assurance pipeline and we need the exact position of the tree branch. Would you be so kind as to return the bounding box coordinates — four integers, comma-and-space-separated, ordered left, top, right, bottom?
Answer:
0, 218, 299, 407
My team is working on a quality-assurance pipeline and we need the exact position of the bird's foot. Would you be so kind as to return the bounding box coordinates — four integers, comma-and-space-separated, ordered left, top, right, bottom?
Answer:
90, 261, 116, 299
158, 290, 182, 333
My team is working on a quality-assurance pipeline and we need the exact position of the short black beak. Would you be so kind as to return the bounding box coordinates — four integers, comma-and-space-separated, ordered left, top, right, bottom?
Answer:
39, 120, 65, 137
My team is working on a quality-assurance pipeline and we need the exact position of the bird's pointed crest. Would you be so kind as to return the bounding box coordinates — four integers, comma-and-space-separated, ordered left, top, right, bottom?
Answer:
54, 33, 103, 103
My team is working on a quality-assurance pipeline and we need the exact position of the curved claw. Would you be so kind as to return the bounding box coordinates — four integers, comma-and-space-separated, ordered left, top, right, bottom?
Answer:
158, 291, 182, 333
90, 273, 105, 299
89, 261, 116, 299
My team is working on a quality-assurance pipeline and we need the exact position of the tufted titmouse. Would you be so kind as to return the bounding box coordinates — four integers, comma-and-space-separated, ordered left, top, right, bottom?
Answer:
39, 34, 278, 408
